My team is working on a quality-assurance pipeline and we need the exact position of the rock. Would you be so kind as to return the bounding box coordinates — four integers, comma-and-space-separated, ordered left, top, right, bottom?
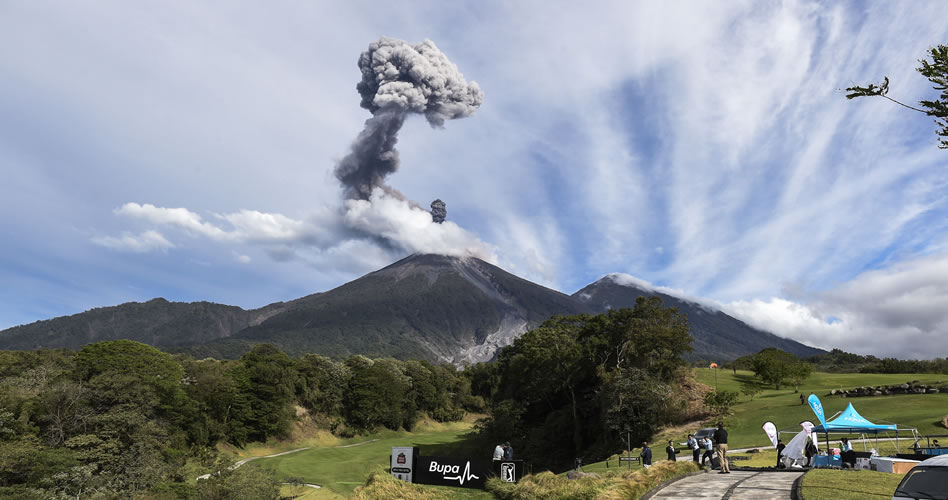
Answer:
927, 388, 939, 394
873, 391, 882, 396
830, 389, 837, 395
901, 384, 910, 390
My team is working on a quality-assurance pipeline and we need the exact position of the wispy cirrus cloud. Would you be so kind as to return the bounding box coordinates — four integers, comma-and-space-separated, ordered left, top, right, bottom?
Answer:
92, 230, 175, 253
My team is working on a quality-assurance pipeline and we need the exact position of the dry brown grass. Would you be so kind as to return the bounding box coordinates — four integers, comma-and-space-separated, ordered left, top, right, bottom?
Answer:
351, 468, 457, 500
486, 460, 699, 500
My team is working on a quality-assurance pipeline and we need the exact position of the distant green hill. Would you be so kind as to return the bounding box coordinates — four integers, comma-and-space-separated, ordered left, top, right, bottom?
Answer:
0, 297, 285, 350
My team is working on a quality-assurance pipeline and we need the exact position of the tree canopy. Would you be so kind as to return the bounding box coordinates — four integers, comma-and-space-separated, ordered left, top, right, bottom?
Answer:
846, 44, 948, 149
474, 297, 695, 470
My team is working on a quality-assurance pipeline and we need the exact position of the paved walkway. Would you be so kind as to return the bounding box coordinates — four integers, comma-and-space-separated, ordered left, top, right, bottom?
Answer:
649, 471, 803, 499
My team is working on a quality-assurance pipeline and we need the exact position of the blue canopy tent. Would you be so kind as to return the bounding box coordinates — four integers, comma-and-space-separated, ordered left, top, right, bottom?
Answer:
812, 402, 918, 453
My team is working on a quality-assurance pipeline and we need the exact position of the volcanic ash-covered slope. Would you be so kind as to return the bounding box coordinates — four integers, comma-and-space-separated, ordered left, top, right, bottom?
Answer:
572, 275, 824, 360
226, 254, 590, 363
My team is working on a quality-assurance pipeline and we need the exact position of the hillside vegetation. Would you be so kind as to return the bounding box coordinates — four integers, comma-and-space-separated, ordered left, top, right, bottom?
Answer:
686, 368, 948, 447
0, 342, 481, 499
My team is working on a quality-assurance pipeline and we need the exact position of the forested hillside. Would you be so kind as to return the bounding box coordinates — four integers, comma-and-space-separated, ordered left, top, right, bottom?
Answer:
0, 341, 480, 499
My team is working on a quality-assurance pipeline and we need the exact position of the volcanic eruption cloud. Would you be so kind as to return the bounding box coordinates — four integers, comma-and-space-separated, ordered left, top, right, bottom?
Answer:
336, 37, 495, 260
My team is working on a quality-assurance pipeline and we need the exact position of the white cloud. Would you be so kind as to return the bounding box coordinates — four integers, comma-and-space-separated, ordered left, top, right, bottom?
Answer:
610, 252, 948, 359
343, 189, 497, 261
99, 190, 497, 273
91, 230, 174, 253
115, 203, 229, 240
723, 253, 948, 359
607, 273, 721, 312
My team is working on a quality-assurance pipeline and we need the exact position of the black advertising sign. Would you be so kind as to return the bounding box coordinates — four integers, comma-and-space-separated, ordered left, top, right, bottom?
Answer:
414, 456, 489, 489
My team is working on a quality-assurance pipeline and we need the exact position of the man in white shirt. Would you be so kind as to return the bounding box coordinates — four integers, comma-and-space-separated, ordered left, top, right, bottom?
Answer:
493, 443, 505, 461
687, 434, 700, 463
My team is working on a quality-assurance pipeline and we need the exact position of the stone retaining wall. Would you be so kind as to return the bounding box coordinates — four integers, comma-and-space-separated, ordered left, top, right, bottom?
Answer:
827, 380, 946, 397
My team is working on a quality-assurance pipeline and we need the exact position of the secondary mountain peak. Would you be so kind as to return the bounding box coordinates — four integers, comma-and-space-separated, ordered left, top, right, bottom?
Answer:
574, 275, 823, 360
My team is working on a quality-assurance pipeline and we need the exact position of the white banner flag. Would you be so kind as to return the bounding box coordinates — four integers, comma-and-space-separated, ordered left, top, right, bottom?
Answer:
801, 421, 819, 448
762, 421, 778, 448
801, 421, 814, 435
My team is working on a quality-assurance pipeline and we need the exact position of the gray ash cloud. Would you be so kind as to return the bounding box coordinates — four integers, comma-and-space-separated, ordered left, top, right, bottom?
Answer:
334, 37, 484, 201
430, 199, 446, 223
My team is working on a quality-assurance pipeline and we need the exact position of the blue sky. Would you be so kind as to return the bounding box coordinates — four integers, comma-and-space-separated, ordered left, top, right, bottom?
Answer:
2, 1, 947, 358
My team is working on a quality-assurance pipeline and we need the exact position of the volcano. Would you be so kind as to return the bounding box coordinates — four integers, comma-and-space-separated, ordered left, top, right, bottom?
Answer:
0, 254, 823, 362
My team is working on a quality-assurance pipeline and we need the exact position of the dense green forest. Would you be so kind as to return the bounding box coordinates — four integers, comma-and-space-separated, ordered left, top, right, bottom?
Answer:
0, 341, 481, 499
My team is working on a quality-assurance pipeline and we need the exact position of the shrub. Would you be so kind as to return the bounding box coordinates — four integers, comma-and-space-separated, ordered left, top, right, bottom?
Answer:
486, 460, 699, 500
351, 468, 446, 499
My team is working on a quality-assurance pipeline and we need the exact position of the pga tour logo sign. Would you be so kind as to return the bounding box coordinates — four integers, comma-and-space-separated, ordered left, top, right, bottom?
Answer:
500, 463, 516, 482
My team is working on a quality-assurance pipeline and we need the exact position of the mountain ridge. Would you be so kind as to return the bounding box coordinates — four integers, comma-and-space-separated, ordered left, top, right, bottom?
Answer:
0, 254, 823, 362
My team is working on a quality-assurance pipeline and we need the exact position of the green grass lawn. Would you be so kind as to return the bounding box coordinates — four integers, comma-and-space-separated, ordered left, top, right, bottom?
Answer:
691, 369, 948, 448
801, 469, 905, 500
253, 421, 493, 499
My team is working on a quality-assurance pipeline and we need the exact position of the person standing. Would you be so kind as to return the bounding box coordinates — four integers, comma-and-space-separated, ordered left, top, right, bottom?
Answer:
804, 440, 818, 467
503, 441, 514, 460
701, 436, 714, 466
776, 440, 786, 468
666, 440, 678, 461
840, 438, 855, 468
714, 422, 730, 473
493, 443, 504, 461
640, 442, 652, 468
687, 434, 700, 464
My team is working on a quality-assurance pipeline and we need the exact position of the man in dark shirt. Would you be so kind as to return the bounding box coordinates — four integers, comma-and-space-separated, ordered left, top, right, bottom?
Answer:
713, 422, 730, 473
805, 440, 818, 467
503, 441, 513, 460
776, 440, 786, 468
665, 440, 678, 461
640, 441, 652, 468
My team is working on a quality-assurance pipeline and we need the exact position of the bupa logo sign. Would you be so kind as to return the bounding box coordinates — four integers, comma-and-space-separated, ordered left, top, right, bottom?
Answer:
428, 460, 479, 485
416, 457, 488, 489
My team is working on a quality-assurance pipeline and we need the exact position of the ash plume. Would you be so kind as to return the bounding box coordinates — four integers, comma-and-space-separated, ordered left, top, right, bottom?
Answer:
430, 199, 446, 223
334, 37, 484, 200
